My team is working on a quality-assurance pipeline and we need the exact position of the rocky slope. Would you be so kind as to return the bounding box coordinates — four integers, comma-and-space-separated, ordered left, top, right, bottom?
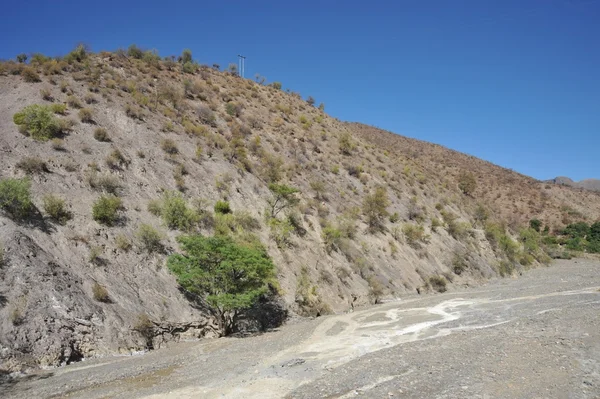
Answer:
1, 49, 599, 371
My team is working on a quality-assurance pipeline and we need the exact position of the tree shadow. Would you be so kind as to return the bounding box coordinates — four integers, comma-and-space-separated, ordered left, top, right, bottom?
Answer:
0, 294, 7, 308
9, 207, 55, 235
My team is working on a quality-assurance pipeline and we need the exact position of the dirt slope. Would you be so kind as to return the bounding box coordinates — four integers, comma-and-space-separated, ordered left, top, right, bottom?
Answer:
0, 51, 599, 371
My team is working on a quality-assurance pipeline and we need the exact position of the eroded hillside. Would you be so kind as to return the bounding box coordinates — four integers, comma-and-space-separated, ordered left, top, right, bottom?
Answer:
1, 47, 599, 371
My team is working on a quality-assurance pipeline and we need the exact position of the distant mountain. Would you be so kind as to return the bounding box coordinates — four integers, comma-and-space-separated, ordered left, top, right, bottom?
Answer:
548, 177, 600, 192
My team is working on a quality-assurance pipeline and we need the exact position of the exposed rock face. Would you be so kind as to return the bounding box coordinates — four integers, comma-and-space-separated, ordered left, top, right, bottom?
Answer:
0, 221, 218, 372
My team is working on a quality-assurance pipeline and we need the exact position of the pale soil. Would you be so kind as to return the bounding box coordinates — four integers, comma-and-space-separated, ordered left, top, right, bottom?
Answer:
2, 258, 599, 399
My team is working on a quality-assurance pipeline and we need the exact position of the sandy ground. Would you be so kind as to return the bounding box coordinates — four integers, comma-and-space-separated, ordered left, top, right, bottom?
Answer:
2, 258, 600, 399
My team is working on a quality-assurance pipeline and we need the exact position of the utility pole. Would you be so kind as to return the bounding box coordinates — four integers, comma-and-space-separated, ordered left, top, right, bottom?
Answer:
237, 54, 246, 78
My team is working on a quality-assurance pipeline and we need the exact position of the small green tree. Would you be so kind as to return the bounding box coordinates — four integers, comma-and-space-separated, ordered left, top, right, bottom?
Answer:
0, 178, 33, 219
167, 235, 276, 334
363, 186, 390, 232
16, 53, 28, 63
267, 184, 300, 218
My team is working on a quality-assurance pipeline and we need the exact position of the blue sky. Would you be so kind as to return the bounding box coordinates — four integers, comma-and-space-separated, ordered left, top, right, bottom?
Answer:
1, 0, 598, 181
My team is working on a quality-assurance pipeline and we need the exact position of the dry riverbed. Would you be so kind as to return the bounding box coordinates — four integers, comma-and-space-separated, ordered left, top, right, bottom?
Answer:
2, 258, 599, 399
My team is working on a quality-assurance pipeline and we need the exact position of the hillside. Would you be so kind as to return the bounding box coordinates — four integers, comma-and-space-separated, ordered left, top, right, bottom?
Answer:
1, 47, 599, 372
547, 176, 600, 192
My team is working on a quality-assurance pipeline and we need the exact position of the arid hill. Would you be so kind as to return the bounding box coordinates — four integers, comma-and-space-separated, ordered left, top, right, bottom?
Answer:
1, 46, 599, 371
547, 176, 600, 192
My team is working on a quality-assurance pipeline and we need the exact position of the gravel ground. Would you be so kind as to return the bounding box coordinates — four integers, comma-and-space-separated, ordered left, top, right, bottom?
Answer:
2, 258, 599, 399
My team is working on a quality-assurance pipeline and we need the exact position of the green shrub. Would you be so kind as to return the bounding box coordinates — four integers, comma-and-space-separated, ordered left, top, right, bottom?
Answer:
0, 178, 33, 219
182, 61, 197, 74
16, 157, 48, 174
21, 66, 41, 82
127, 44, 144, 59
42, 194, 71, 224
136, 224, 163, 252
147, 199, 163, 216
214, 200, 232, 215
529, 219, 542, 232
447, 220, 471, 240
92, 195, 122, 226
267, 184, 300, 218
270, 82, 282, 90
161, 192, 198, 231
93, 127, 110, 142
168, 234, 275, 334
13, 104, 60, 141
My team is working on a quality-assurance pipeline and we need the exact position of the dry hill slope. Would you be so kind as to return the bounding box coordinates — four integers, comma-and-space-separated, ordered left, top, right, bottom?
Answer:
0, 47, 599, 371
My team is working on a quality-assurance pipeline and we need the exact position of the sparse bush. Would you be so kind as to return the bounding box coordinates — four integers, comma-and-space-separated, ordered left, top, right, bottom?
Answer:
447, 220, 471, 240
79, 107, 94, 123
498, 260, 515, 277
429, 276, 447, 293
322, 226, 343, 254
197, 105, 216, 126
40, 87, 53, 101
106, 149, 129, 169
452, 253, 468, 275
458, 172, 477, 196
50, 103, 67, 115
42, 194, 71, 224
86, 170, 122, 195
339, 133, 355, 155
161, 191, 198, 231
127, 44, 144, 59
225, 101, 242, 117
21, 66, 41, 82
66, 95, 82, 108
115, 234, 132, 251
16, 157, 48, 174
89, 246, 102, 264
363, 186, 389, 232
92, 283, 110, 302
270, 82, 282, 90
125, 104, 144, 120
0, 178, 33, 219
161, 139, 178, 154
94, 127, 110, 142
136, 223, 163, 252
147, 199, 163, 216
92, 195, 122, 226
403, 224, 429, 247
13, 104, 60, 141
51, 138, 65, 151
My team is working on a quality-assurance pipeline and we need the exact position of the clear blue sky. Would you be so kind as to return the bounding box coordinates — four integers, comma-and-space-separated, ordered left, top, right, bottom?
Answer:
1, 0, 598, 181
